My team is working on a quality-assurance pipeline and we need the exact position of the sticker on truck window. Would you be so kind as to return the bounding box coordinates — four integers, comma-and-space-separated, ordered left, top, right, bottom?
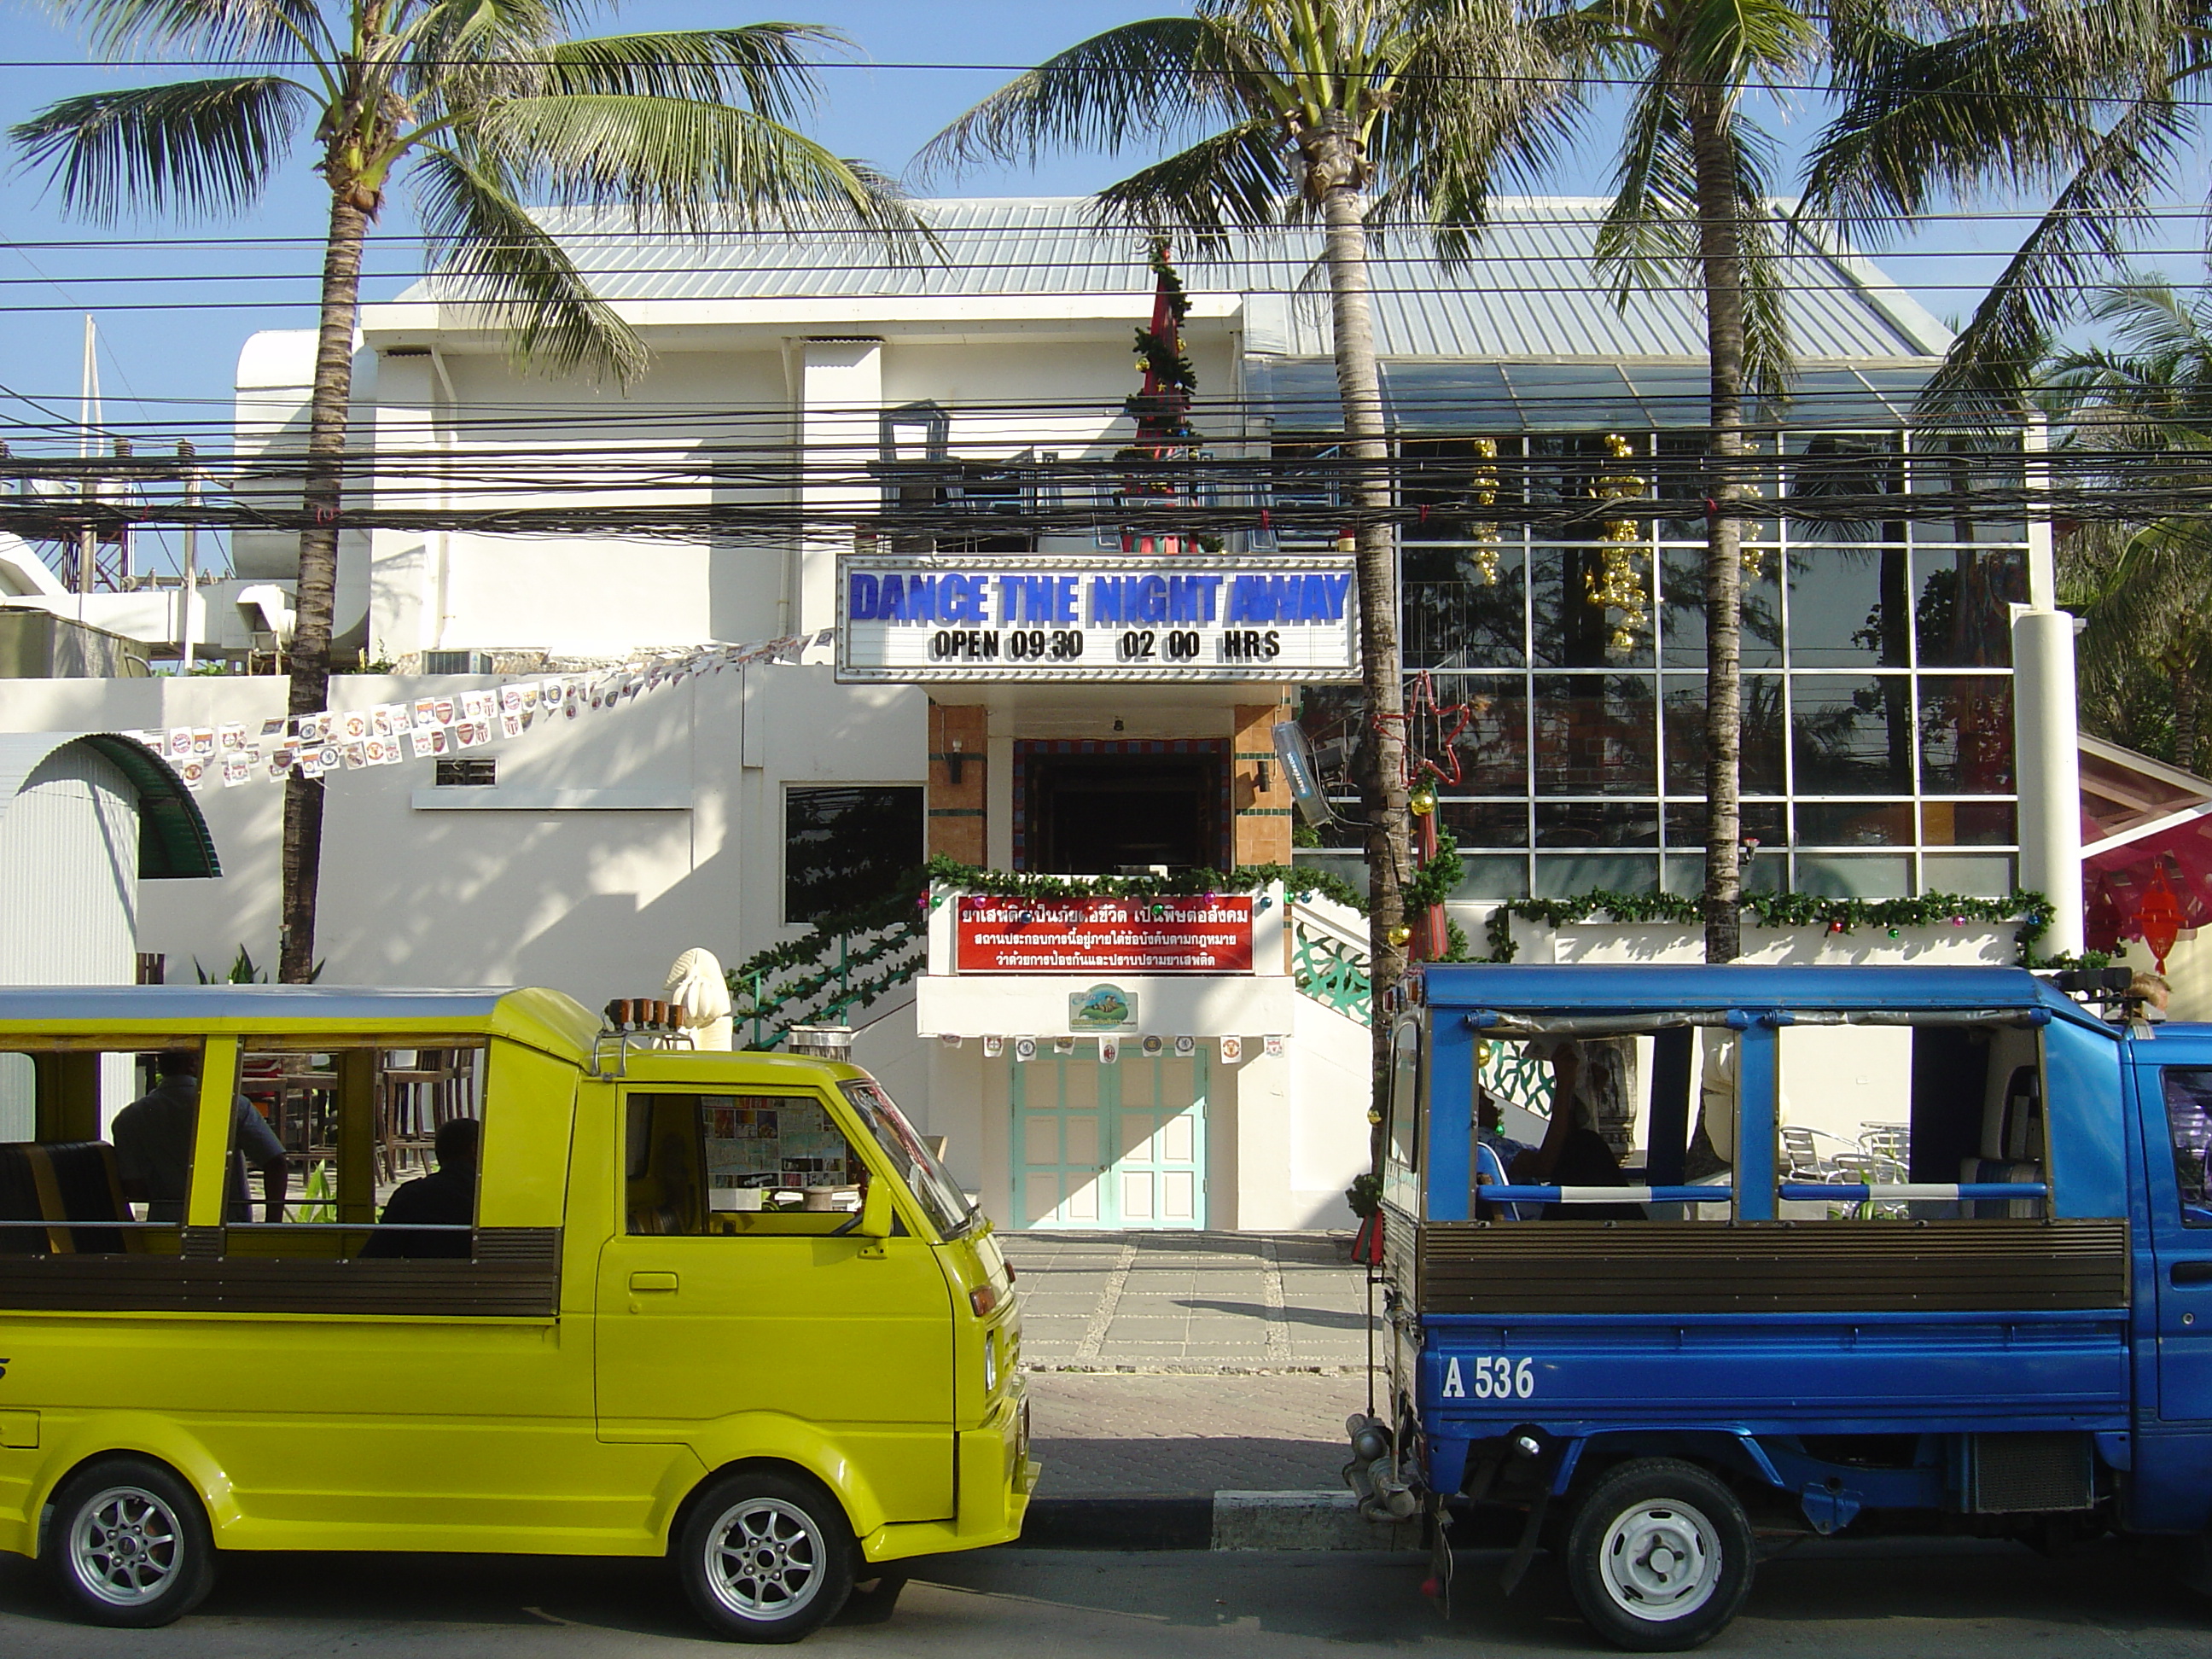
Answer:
1442, 1356, 1534, 1400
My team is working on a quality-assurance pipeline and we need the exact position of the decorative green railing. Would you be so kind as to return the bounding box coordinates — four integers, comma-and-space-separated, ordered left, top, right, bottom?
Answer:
1290, 907, 1371, 1022
1476, 1037, 1555, 1116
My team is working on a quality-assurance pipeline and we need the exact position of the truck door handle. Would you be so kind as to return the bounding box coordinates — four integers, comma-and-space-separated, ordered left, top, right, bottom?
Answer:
2171, 1262, 2212, 1286
629, 1271, 679, 1292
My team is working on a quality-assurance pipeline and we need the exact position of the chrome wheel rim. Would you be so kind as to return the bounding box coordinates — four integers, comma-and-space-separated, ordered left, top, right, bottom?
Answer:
70, 1485, 184, 1607
703, 1498, 825, 1621
1598, 1499, 1722, 1623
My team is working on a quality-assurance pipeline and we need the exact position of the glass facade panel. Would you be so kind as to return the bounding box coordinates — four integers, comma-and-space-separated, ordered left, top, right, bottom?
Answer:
1924, 853, 2017, 892
1785, 545, 1913, 668
1440, 800, 1529, 848
1533, 675, 1657, 795
1403, 545, 1528, 669
1457, 855, 1531, 898
1913, 547, 2027, 667
1536, 800, 1660, 849
1922, 800, 2018, 845
1662, 673, 1785, 794
1433, 677, 1528, 793
1535, 854, 1658, 896
1665, 801, 1787, 848
1659, 545, 1783, 667
1797, 801, 1917, 847
1918, 677, 2016, 793
1792, 675, 1916, 795
1795, 854, 1913, 899
1534, 546, 1656, 669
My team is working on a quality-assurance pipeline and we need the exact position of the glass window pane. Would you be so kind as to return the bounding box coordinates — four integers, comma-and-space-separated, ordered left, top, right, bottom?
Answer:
1403, 546, 1527, 669
2166, 1069, 2212, 1225
1659, 546, 1783, 668
1784, 433, 1905, 549
1794, 853, 1912, 899
1918, 677, 2016, 793
1786, 544, 1913, 667
1664, 802, 1787, 847
1922, 853, 2017, 894
1457, 854, 1530, 898
628, 1092, 870, 1236
784, 786, 925, 924
1796, 801, 1916, 846
1440, 800, 1529, 848
1534, 854, 1658, 895
1912, 547, 2028, 667
1537, 801, 1659, 848
1922, 800, 2017, 845
1909, 437, 2028, 543
1665, 853, 1782, 893
1662, 673, 1785, 794
1432, 677, 1528, 793
1534, 675, 1657, 795
1534, 545, 1655, 668
1792, 675, 1916, 794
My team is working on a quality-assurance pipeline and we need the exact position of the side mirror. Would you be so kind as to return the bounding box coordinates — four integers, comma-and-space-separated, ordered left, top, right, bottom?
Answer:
852, 1179, 893, 1249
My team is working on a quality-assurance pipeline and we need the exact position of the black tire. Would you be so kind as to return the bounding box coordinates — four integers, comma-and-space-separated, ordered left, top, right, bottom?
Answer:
676, 1470, 856, 1642
41, 1456, 217, 1629
1563, 1458, 1755, 1652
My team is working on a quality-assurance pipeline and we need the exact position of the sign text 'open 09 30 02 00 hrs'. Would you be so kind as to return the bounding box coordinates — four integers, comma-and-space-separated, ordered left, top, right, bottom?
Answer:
835, 553, 1359, 682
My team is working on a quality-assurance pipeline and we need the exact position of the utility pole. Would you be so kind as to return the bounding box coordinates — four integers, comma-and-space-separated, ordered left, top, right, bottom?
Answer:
178, 440, 198, 672
76, 314, 97, 602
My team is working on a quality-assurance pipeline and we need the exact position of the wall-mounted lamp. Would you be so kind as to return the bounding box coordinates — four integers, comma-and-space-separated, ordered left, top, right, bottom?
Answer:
1257, 759, 1272, 796
1112, 717, 1125, 733
947, 736, 965, 787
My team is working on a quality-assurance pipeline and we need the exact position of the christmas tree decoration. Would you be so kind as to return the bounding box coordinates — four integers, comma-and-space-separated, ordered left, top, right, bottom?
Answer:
1586, 434, 1650, 655
1469, 437, 1501, 585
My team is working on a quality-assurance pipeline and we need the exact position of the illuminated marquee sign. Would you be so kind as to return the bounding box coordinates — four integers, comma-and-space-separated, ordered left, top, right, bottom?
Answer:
835, 553, 1359, 682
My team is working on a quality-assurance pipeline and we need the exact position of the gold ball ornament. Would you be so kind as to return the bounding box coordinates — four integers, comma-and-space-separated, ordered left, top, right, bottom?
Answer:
1388, 923, 1413, 948
1410, 784, 1437, 816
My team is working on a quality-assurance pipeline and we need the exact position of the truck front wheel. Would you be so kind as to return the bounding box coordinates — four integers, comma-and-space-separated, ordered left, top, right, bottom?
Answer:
1564, 1458, 1754, 1651
676, 1470, 856, 1642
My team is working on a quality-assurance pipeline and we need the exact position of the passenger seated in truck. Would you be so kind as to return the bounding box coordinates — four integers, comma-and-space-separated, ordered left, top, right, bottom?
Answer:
1508, 1039, 1644, 1220
360, 1117, 478, 1258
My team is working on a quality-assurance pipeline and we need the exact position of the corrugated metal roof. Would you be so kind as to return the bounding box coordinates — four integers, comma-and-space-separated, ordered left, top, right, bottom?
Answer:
399, 196, 1948, 363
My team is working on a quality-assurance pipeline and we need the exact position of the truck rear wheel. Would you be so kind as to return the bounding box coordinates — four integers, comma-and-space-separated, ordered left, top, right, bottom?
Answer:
1564, 1458, 1753, 1651
41, 1456, 217, 1629
676, 1470, 855, 1642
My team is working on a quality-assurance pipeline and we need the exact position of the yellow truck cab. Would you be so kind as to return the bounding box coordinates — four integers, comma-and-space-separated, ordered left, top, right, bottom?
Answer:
0, 985, 1031, 1639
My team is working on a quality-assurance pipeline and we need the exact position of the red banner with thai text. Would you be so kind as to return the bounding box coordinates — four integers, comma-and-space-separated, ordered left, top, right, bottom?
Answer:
955, 895, 1254, 974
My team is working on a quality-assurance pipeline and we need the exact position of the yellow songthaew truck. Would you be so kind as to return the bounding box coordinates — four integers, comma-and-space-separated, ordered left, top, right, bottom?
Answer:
0, 985, 1031, 1639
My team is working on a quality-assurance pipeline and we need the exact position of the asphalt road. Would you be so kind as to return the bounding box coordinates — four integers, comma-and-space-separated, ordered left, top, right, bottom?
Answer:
5, 1536, 2212, 1657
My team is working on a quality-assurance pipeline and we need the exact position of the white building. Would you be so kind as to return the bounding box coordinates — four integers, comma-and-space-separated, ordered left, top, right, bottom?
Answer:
0, 199, 2082, 1230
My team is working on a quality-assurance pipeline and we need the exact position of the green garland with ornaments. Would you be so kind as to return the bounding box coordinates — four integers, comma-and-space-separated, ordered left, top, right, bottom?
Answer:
1479, 888, 2067, 966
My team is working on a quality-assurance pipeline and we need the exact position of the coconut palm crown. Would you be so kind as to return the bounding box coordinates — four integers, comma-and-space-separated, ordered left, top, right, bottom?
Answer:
15, 0, 926, 982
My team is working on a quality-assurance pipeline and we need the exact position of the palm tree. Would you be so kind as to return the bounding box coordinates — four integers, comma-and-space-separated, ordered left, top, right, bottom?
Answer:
1804, 0, 2198, 414
2043, 276, 2212, 767
1550, 0, 1816, 961
917, 0, 1564, 1068
16, 0, 923, 982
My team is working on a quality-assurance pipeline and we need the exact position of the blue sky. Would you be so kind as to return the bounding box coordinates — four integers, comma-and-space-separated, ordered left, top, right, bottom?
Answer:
0, 0, 2174, 575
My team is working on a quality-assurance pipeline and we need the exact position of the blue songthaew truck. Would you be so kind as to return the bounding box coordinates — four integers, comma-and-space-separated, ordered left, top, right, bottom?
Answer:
1348, 963, 2212, 1650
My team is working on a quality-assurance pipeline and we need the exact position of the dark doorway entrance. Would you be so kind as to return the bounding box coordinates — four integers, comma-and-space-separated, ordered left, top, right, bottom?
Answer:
1018, 742, 1228, 873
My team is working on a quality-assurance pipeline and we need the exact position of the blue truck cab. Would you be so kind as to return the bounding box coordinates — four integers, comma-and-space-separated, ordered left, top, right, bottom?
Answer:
1355, 963, 2212, 1650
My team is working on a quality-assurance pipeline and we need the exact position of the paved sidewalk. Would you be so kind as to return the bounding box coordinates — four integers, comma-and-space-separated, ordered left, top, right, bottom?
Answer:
998, 1231, 1377, 1499
1000, 1231, 1372, 1372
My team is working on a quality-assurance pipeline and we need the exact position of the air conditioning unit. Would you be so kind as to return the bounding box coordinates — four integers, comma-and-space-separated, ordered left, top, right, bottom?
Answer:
422, 649, 495, 674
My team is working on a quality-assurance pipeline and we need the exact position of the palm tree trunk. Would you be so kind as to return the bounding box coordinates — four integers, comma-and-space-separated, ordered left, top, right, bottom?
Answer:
279, 188, 370, 984
1316, 137, 1410, 1091
1685, 84, 1746, 964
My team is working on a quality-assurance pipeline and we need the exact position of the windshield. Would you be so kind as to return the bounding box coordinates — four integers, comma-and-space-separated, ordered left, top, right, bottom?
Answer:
840, 1079, 978, 1238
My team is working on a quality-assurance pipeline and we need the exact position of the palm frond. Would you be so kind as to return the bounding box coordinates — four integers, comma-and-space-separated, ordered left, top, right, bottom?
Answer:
11, 75, 311, 222
411, 142, 646, 381
912, 16, 1250, 181
51, 0, 330, 62
1091, 118, 1291, 253
1593, 72, 1698, 300
537, 26, 848, 123
476, 93, 934, 255
1918, 81, 2193, 419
